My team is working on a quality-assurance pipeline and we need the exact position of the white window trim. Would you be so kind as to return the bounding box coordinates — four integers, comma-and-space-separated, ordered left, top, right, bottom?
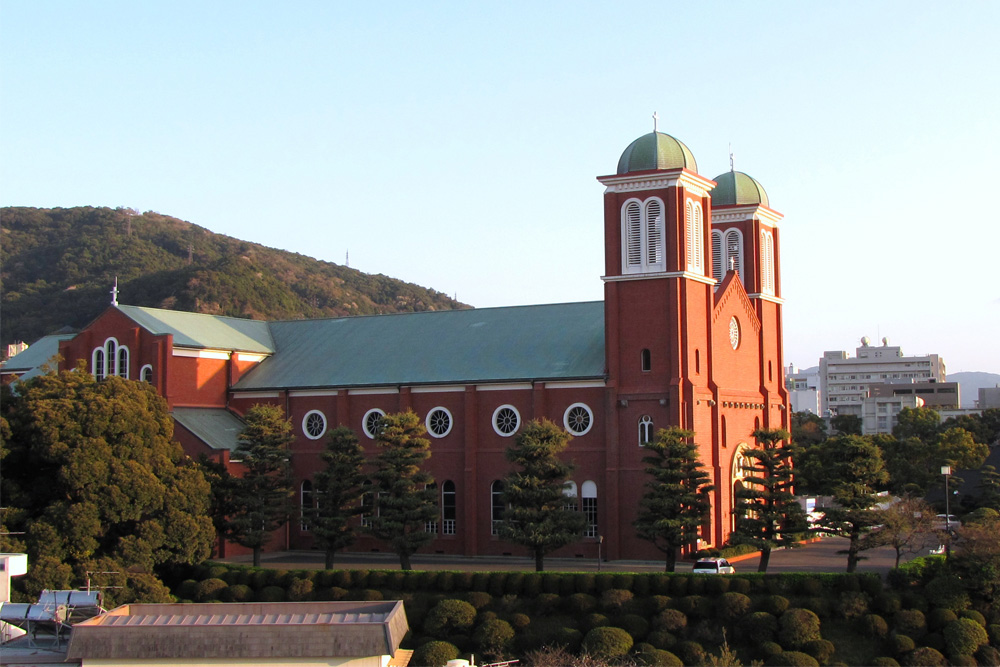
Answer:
620, 197, 666, 275
563, 402, 594, 436
140, 364, 153, 383
425, 407, 454, 438
639, 415, 654, 446
491, 404, 521, 437
302, 409, 328, 440
362, 408, 386, 439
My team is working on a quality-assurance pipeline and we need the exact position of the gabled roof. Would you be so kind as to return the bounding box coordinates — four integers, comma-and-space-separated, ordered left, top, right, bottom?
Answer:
116, 305, 274, 354
1, 333, 77, 379
234, 301, 606, 391
172, 408, 245, 451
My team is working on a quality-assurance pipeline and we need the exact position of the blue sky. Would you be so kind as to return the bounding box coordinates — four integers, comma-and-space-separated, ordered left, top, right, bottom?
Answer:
3, 1, 998, 375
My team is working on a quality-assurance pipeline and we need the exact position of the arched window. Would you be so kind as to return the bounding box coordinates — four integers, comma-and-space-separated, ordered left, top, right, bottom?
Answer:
641, 348, 651, 372
638, 415, 654, 447
117, 346, 129, 378
300, 480, 313, 531
424, 482, 438, 534
686, 201, 704, 273
695, 349, 701, 374
563, 480, 578, 512
713, 229, 744, 285
140, 364, 153, 383
92, 338, 129, 380
360, 481, 375, 528
491, 480, 505, 535
621, 197, 666, 274
92, 348, 105, 380
442, 481, 457, 535
721, 415, 728, 448
581, 481, 598, 538
760, 230, 775, 295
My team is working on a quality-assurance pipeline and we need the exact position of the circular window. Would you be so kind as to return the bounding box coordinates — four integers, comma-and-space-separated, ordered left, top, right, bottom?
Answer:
563, 403, 593, 436
302, 410, 327, 440
729, 316, 741, 350
492, 405, 520, 437
363, 408, 386, 439
426, 407, 453, 438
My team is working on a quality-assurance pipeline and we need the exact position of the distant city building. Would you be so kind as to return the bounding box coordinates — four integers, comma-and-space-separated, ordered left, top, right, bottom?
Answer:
786, 363, 820, 414
979, 386, 1000, 409
859, 393, 925, 435
5, 341, 28, 359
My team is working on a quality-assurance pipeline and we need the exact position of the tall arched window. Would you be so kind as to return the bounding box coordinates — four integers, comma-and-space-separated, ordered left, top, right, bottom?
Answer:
92, 338, 129, 380
442, 481, 457, 535
92, 348, 106, 379
622, 197, 666, 274
581, 481, 598, 538
760, 230, 775, 295
360, 481, 375, 528
686, 201, 704, 273
117, 346, 129, 378
638, 415, 654, 447
491, 480, 505, 535
140, 364, 153, 383
562, 480, 578, 512
712, 229, 744, 285
641, 348, 651, 372
424, 482, 438, 534
300, 480, 313, 532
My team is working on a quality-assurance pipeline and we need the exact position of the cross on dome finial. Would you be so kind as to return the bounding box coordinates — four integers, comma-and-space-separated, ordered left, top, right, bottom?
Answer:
652, 111, 658, 133
110, 277, 119, 306
730, 256, 736, 271
729, 143, 735, 172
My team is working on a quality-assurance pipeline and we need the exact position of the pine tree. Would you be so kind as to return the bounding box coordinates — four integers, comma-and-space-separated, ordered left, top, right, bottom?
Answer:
367, 411, 437, 570
310, 426, 366, 569
499, 419, 587, 572
633, 427, 714, 572
732, 428, 807, 572
225, 403, 295, 567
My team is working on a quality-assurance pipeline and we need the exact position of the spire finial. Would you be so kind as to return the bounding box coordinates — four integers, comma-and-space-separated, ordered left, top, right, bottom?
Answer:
729, 143, 735, 172
110, 277, 119, 306
652, 111, 659, 133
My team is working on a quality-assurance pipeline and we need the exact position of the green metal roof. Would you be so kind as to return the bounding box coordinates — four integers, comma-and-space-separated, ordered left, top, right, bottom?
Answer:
711, 170, 769, 207
116, 305, 274, 354
172, 408, 245, 451
617, 131, 698, 175
2, 333, 77, 380
233, 301, 606, 391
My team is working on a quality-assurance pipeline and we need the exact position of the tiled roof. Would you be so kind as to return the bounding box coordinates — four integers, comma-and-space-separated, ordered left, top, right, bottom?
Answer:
233, 301, 606, 390
172, 408, 245, 451
1, 333, 77, 379
116, 305, 274, 354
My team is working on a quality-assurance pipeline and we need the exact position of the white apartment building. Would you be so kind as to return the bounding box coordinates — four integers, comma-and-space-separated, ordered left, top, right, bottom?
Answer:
819, 337, 946, 418
786, 363, 820, 414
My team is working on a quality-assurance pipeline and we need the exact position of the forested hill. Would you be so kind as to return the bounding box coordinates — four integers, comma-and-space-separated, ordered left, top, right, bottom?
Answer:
1, 206, 468, 349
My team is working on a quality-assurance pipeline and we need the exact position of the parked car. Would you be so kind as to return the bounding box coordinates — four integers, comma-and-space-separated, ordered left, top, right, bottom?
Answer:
692, 558, 735, 574
934, 514, 959, 530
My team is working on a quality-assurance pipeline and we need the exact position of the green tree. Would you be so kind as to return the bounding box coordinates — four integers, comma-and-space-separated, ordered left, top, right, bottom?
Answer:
499, 419, 587, 572
0, 365, 214, 602
366, 411, 437, 570
310, 426, 366, 569
973, 465, 1000, 511
830, 414, 862, 436
892, 406, 941, 442
731, 429, 807, 572
951, 515, 1000, 604
224, 404, 295, 567
633, 427, 714, 572
814, 434, 889, 572
791, 411, 827, 447
942, 409, 1000, 447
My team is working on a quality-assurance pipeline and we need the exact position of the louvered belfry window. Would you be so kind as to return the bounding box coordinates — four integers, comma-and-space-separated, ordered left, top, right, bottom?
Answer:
686, 201, 704, 273
644, 199, 662, 267
761, 230, 775, 295
622, 198, 665, 274
625, 202, 642, 269
712, 231, 724, 283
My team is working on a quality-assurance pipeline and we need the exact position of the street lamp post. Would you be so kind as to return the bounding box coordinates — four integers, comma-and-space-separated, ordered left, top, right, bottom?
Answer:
597, 535, 604, 572
942, 465, 952, 559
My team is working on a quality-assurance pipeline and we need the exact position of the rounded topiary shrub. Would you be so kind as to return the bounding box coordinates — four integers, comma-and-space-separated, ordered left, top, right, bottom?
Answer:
194, 578, 227, 602
176, 579, 199, 600
204, 565, 228, 580
504, 572, 525, 596
582, 626, 633, 662
533, 593, 560, 615
765, 651, 819, 667
425, 599, 477, 638
891, 634, 916, 655
778, 608, 822, 650
960, 609, 987, 627
944, 618, 989, 659
927, 608, 958, 631
509, 612, 530, 630
257, 585, 286, 602
675, 640, 706, 666
601, 588, 634, 613
926, 575, 971, 613
314, 586, 347, 601
798, 577, 824, 597
220, 584, 253, 602
473, 618, 515, 658
759, 595, 791, 616
803, 596, 832, 619
870, 658, 900, 667
358, 589, 383, 601
874, 592, 902, 616
288, 577, 314, 601
581, 612, 609, 632
860, 613, 889, 639
574, 573, 596, 595
989, 623, 1000, 646
738, 611, 778, 642
677, 594, 711, 619
705, 576, 731, 595
729, 578, 752, 595
900, 647, 948, 666
411, 640, 460, 667
648, 595, 672, 614
975, 645, 1000, 665
465, 591, 491, 610
653, 609, 688, 633
613, 613, 649, 640
717, 592, 752, 622
837, 591, 871, 620
802, 639, 835, 664
635, 646, 683, 667
758, 641, 784, 659
895, 609, 927, 637
564, 592, 597, 614
646, 630, 677, 650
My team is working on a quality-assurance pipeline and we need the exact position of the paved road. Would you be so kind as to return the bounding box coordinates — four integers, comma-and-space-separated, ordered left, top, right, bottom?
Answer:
219, 536, 911, 577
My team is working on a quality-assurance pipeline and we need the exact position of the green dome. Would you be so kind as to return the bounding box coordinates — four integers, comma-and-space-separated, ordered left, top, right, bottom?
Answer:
711, 170, 769, 207
617, 131, 698, 175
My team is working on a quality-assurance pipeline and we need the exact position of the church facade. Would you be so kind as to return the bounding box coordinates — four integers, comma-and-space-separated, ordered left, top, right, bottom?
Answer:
52, 128, 789, 562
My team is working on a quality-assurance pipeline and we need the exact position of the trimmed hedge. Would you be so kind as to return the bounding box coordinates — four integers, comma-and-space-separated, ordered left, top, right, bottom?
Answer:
581, 626, 633, 661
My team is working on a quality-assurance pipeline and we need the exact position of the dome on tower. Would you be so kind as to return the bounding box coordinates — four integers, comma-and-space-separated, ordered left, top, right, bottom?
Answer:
617, 131, 698, 175
711, 170, 769, 207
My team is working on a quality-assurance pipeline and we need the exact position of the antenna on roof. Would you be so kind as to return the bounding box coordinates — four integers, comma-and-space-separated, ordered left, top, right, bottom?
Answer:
346, 250, 349, 268
652, 111, 659, 133
110, 277, 119, 306
729, 143, 735, 172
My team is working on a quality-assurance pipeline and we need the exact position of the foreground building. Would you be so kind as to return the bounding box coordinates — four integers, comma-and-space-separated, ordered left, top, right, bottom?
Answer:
17, 127, 790, 562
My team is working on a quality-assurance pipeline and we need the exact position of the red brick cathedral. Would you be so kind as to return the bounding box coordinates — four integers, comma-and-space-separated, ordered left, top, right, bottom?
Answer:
50, 128, 788, 561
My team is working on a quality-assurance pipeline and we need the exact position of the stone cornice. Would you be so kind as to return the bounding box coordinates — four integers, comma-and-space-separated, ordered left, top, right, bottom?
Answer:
747, 293, 785, 304
597, 169, 717, 197
602, 271, 717, 286
711, 205, 783, 227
